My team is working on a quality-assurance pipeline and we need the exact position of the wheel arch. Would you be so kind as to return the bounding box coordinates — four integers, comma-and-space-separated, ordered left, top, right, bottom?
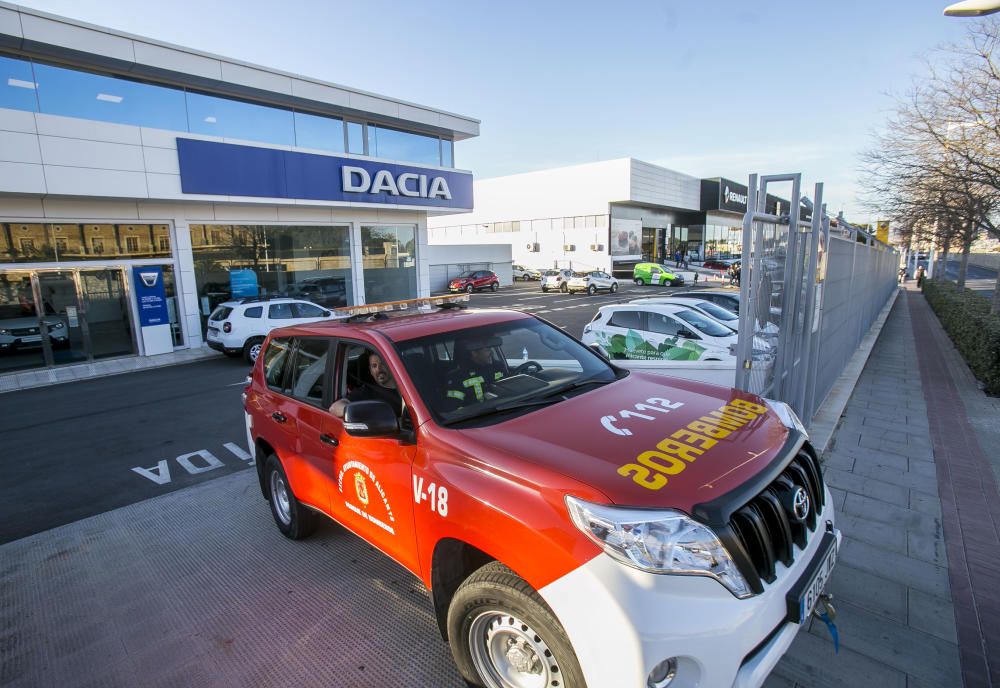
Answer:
255, 437, 276, 497
429, 538, 497, 640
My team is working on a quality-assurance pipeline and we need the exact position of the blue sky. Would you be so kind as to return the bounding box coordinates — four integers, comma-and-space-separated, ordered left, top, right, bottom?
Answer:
15, 0, 973, 222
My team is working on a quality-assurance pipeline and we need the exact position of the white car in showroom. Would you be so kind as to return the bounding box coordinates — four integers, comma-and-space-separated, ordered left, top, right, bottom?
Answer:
567, 270, 619, 295
206, 297, 340, 363
582, 302, 743, 362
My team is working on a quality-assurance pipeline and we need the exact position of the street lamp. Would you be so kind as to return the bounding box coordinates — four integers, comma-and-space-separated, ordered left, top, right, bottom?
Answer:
943, 0, 1000, 16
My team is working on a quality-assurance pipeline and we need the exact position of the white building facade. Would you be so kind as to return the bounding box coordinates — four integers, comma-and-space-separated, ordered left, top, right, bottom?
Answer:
0, 3, 478, 374
428, 160, 776, 275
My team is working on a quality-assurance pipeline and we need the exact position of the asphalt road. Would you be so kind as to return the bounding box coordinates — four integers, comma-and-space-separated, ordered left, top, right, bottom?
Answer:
938, 258, 997, 298
0, 278, 725, 544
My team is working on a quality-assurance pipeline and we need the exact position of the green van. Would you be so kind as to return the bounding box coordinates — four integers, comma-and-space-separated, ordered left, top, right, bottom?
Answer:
632, 262, 685, 286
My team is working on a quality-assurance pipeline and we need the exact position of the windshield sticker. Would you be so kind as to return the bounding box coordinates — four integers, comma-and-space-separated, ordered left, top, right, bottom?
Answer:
617, 399, 768, 490
601, 397, 684, 436
594, 329, 706, 361
338, 460, 396, 534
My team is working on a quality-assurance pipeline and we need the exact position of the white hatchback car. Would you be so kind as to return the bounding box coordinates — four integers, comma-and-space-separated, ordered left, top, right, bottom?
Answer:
206, 297, 339, 363
582, 302, 739, 362
567, 270, 619, 295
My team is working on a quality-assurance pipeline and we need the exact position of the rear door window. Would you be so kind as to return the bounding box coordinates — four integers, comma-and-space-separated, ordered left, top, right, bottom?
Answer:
268, 303, 294, 320
263, 337, 292, 392
244, 306, 263, 319
608, 310, 644, 330
287, 337, 331, 405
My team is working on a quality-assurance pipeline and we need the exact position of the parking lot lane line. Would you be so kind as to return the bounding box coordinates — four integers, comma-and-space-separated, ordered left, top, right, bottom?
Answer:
224, 442, 252, 462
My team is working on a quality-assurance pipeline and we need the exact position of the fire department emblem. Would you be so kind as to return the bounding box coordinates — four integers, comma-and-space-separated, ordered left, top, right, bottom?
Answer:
355, 473, 369, 506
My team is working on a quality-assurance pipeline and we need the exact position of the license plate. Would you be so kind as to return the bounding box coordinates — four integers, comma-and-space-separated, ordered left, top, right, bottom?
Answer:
787, 531, 838, 624
19, 335, 41, 343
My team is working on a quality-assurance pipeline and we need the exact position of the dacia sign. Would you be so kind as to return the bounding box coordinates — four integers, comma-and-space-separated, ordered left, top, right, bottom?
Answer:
177, 139, 472, 209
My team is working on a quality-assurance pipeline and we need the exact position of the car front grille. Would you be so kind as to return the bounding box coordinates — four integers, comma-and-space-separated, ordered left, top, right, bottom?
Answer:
12, 327, 39, 336
727, 449, 825, 586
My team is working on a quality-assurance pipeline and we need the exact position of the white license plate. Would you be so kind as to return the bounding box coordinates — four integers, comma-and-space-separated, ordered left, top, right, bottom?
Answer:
795, 534, 838, 624
19, 335, 41, 343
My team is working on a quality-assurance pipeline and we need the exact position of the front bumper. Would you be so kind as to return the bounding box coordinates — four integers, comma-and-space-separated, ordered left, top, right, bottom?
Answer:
539, 491, 839, 688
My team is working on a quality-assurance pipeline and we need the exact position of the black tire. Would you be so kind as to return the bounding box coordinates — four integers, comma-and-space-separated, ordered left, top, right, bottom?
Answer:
223, 349, 242, 358
447, 562, 586, 688
243, 337, 265, 364
264, 454, 317, 540
610, 282, 618, 293
560, 282, 568, 293
587, 284, 597, 295
466, 284, 475, 294
635, 277, 645, 286
491, 282, 499, 292
541, 287, 548, 293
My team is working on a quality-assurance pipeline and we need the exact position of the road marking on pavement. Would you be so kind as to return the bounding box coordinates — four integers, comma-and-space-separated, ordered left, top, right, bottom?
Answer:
131, 444, 252, 485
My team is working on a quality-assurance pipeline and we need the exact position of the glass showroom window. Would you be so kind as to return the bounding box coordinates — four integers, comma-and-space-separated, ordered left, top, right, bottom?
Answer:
294, 111, 345, 152
33, 62, 188, 132
186, 91, 294, 146
367, 124, 442, 166
0, 223, 171, 262
0, 55, 38, 112
361, 225, 417, 303
189, 224, 352, 334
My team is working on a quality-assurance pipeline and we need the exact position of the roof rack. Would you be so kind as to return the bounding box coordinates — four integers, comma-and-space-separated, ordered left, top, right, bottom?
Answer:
237, 295, 293, 304
332, 293, 470, 321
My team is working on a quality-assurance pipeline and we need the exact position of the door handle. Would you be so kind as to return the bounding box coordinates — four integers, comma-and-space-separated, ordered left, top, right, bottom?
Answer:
320, 434, 338, 447
271, 412, 287, 423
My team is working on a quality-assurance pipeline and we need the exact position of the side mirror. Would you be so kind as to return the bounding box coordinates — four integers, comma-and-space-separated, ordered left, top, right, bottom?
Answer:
343, 400, 398, 437
677, 329, 695, 339
322, 310, 331, 317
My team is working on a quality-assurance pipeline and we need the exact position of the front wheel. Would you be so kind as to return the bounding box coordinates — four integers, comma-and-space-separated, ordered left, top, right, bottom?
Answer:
560, 282, 568, 293
635, 277, 645, 286
610, 282, 618, 293
448, 562, 586, 688
541, 287, 548, 293
491, 282, 499, 292
264, 454, 317, 540
466, 284, 475, 294
587, 284, 597, 295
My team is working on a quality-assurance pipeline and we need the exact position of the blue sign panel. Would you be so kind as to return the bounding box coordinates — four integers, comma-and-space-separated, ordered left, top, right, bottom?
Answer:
177, 138, 474, 209
229, 269, 259, 298
132, 266, 168, 327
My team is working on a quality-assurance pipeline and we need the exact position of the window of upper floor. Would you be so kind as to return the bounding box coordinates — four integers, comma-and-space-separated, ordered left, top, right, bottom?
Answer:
0, 53, 456, 167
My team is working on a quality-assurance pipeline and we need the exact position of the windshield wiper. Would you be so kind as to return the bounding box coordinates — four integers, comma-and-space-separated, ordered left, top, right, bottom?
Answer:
494, 377, 612, 412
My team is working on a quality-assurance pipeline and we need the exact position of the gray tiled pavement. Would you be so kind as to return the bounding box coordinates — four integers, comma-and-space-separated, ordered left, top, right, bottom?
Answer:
0, 292, 973, 688
766, 295, 962, 688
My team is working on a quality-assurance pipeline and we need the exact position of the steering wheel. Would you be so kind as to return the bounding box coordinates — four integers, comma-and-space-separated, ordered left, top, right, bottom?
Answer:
512, 360, 543, 375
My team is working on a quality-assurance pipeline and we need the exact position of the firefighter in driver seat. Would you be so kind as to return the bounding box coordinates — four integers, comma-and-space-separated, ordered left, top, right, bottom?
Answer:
443, 335, 505, 409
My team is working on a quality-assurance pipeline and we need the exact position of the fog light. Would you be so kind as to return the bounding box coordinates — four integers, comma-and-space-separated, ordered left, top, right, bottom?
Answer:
647, 657, 678, 688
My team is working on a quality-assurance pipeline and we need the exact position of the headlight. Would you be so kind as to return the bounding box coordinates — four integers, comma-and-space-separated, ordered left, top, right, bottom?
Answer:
0, 329, 9, 335
565, 496, 753, 598
48, 322, 65, 330
763, 398, 806, 435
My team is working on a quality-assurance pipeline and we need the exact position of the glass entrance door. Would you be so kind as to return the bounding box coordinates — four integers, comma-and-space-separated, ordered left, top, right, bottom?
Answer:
0, 270, 47, 373
36, 271, 88, 365
79, 269, 134, 359
0, 268, 137, 373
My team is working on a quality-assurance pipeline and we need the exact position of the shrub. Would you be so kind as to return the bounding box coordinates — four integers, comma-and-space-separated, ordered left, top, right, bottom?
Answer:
922, 279, 1000, 396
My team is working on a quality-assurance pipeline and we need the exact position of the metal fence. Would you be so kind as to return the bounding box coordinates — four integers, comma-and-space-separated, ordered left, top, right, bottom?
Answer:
735, 174, 898, 424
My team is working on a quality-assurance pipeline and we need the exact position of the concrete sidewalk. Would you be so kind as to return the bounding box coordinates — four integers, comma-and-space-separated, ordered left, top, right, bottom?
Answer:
2, 286, 996, 688
767, 285, 999, 688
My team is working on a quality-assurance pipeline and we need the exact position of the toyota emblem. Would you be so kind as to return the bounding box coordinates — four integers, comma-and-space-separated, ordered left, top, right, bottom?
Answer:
792, 487, 810, 521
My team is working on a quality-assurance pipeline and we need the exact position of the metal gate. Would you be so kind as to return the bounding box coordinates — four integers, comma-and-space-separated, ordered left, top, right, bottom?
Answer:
735, 173, 899, 424
735, 174, 827, 421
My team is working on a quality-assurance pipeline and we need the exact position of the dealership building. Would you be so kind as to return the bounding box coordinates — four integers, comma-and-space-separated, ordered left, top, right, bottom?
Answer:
428, 159, 786, 275
0, 3, 478, 374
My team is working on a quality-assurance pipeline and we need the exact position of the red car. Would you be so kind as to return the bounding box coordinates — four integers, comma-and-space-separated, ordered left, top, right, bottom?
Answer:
449, 269, 499, 293
243, 295, 838, 688
703, 258, 739, 271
